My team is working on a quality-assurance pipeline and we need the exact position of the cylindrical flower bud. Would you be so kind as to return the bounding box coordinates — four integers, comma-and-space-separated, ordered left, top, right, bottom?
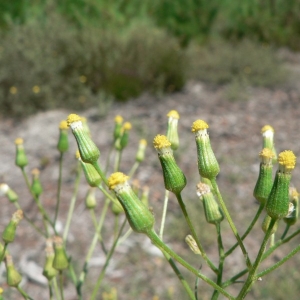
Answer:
5, 255, 22, 287
85, 187, 97, 210
262, 214, 278, 234
253, 148, 274, 205
113, 115, 123, 141
57, 120, 69, 153
284, 187, 299, 226
119, 122, 132, 150
81, 117, 91, 136
108, 172, 155, 234
153, 135, 186, 194
31, 168, 43, 197
0, 184, 18, 203
43, 239, 58, 280
135, 139, 147, 163
166, 110, 180, 150
261, 125, 277, 162
67, 114, 100, 164
52, 236, 69, 271
185, 235, 201, 255
197, 182, 223, 224
15, 138, 28, 168
266, 150, 297, 220
191, 120, 220, 179
76, 151, 101, 187
2, 210, 23, 244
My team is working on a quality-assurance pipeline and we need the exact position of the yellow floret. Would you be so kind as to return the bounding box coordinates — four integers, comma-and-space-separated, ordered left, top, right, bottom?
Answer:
278, 150, 296, 171
59, 120, 69, 130
108, 172, 129, 190
14, 138, 23, 145
153, 135, 171, 149
67, 114, 82, 126
123, 122, 132, 131
139, 139, 147, 146
75, 150, 81, 159
259, 148, 274, 159
114, 115, 123, 124
167, 110, 180, 119
191, 120, 209, 132
261, 125, 274, 133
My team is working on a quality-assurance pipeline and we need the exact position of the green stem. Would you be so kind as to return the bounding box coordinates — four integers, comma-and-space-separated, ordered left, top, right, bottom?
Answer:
52, 277, 60, 300
175, 192, 218, 274
76, 199, 110, 298
114, 150, 122, 172
210, 178, 251, 269
117, 228, 133, 245
280, 224, 290, 240
59, 271, 65, 300
225, 203, 264, 257
211, 223, 225, 300
0, 243, 8, 265
92, 162, 108, 187
256, 243, 300, 279
163, 252, 196, 300
147, 230, 234, 300
237, 218, 276, 299
63, 164, 81, 242
89, 219, 126, 300
159, 190, 170, 240
16, 286, 33, 300
128, 161, 139, 178
54, 152, 64, 225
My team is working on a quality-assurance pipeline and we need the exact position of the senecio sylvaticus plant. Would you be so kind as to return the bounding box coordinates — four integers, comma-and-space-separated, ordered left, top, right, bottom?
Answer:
0, 111, 299, 300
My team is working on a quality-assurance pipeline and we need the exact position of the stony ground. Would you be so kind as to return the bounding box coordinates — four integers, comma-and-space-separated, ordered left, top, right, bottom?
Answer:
1, 55, 300, 299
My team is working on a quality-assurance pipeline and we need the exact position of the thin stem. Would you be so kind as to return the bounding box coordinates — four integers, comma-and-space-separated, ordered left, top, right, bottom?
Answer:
211, 223, 225, 300
92, 162, 108, 187
280, 224, 290, 240
237, 218, 276, 299
59, 271, 65, 300
128, 161, 139, 178
210, 178, 252, 269
54, 152, 64, 225
52, 277, 60, 300
76, 199, 110, 298
16, 286, 33, 300
114, 150, 122, 172
117, 228, 133, 245
0, 243, 8, 265
159, 190, 170, 240
225, 203, 264, 257
63, 164, 81, 242
89, 219, 126, 300
256, 243, 300, 279
175, 192, 218, 274
163, 252, 196, 300
147, 230, 234, 299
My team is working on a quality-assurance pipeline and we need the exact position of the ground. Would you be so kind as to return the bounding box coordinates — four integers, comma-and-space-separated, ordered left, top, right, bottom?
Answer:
0, 54, 300, 299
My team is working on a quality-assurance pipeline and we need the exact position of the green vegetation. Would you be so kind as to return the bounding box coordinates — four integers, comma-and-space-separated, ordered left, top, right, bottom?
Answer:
0, 0, 298, 117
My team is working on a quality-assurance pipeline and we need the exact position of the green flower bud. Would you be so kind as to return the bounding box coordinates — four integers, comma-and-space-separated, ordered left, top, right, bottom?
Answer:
76, 151, 101, 187
108, 172, 155, 234
2, 210, 23, 244
197, 182, 223, 224
166, 110, 180, 150
5, 255, 22, 287
185, 235, 201, 255
85, 187, 97, 210
14, 138, 28, 168
67, 114, 100, 164
266, 150, 296, 220
57, 120, 69, 153
0, 184, 18, 203
113, 115, 123, 141
262, 214, 278, 234
261, 125, 277, 162
284, 187, 299, 226
119, 122, 132, 150
135, 139, 147, 163
81, 117, 91, 136
111, 199, 124, 215
191, 120, 220, 180
52, 236, 69, 271
31, 168, 43, 197
153, 135, 186, 194
43, 239, 58, 280
253, 148, 274, 205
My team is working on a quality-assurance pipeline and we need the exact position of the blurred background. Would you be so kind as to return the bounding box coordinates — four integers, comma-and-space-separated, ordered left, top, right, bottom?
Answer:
0, 0, 299, 117
1, 1, 300, 299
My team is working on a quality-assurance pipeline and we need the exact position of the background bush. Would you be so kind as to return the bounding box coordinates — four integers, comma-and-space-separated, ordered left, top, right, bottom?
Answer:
0, 0, 297, 117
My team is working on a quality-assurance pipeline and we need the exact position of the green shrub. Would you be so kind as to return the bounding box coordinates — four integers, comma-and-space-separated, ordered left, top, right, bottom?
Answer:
187, 39, 287, 87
